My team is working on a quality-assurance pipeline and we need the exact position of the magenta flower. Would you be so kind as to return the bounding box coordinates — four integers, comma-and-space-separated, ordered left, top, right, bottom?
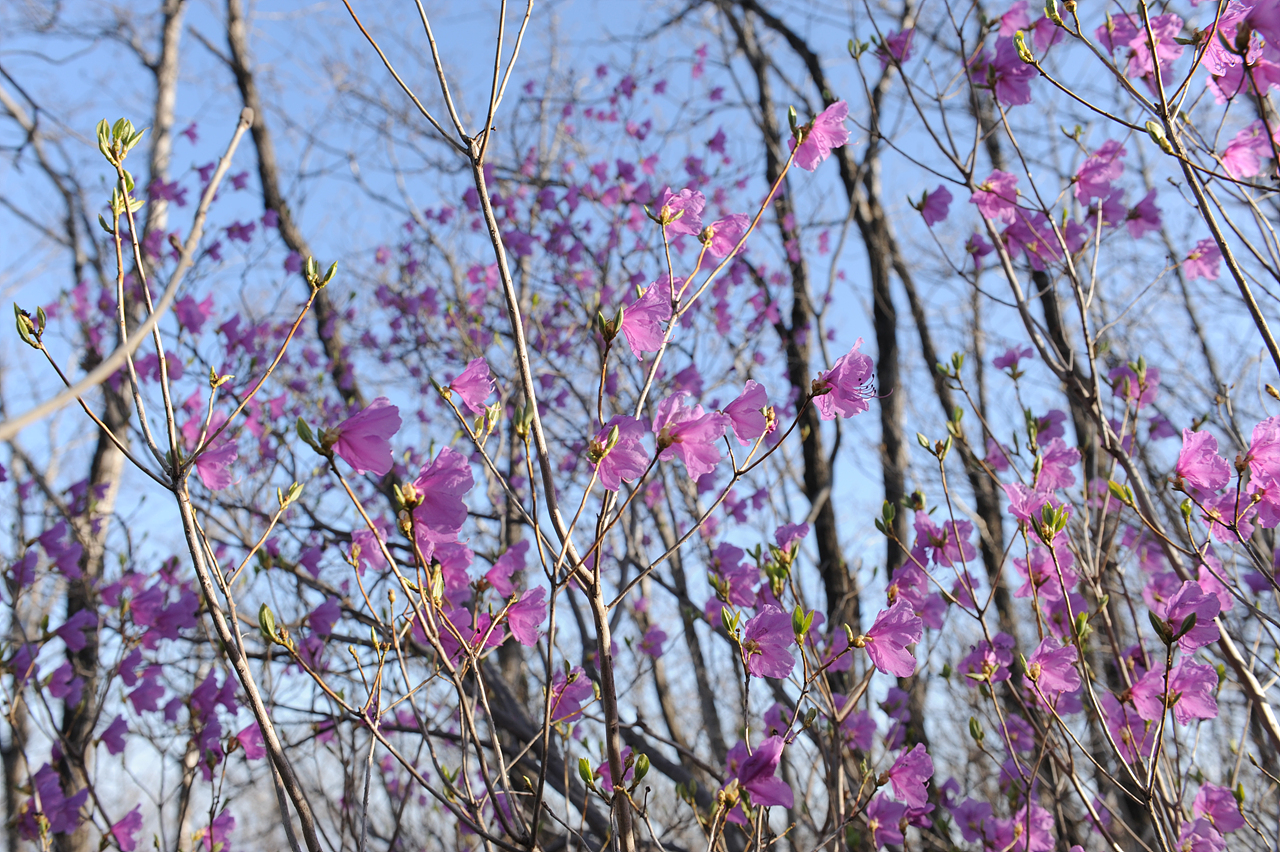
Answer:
734, 735, 794, 809
1036, 437, 1079, 491
100, 715, 128, 754
409, 446, 474, 545
590, 416, 649, 491
919, 185, 952, 227
1183, 239, 1222, 281
1131, 660, 1219, 724
865, 794, 907, 847
639, 624, 667, 657
549, 667, 593, 722
1099, 692, 1156, 763
330, 397, 402, 476
1126, 188, 1163, 238
1249, 416, 1280, 495
703, 213, 749, 258
993, 344, 1033, 370
653, 392, 727, 478
886, 743, 933, 807
655, 187, 705, 237
486, 540, 529, 597
792, 101, 849, 171
109, 805, 143, 852
969, 170, 1019, 223
814, 339, 875, 420
861, 600, 923, 677
447, 357, 494, 414
1025, 637, 1081, 701
1193, 784, 1244, 833
877, 29, 916, 68
1075, 139, 1126, 202
957, 633, 1015, 685
740, 605, 796, 678
1012, 543, 1077, 601
985, 38, 1038, 105
1109, 363, 1160, 409
1158, 580, 1221, 651
1003, 482, 1050, 523
1221, 121, 1269, 179
181, 415, 237, 490
235, 723, 266, 759
174, 294, 214, 334
1178, 428, 1231, 493
724, 380, 770, 445
506, 586, 547, 646
619, 278, 673, 359
1177, 818, 1227, 852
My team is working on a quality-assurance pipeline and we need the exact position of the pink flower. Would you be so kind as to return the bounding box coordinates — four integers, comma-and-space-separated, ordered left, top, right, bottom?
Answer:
1037, 437, 1079, 491
865, 794, 907, 847
919, 185, 952, 226
1013, 542, 1077, 601
862, 600, 923, 677
100, 715, 128, 754
182, 415, 237, 490
1003, 482, 1050, 523
549, 667, 593, 721
485, 540, 529, 597
1177, 818, 1226, 852
1126, 189, 1161, 238
1025, 636, 1081, 700
1099, 692, 1156, 763
814, 339, 875, 420
724, 381, 770, 445
507, 586, 547, 646
1183, 239, 1222, 281
703, 214, 749, 258
993, 344, 1033, 370
1158, 580, 1221, 651
734, 736, 794, 808
655, 187, 705, 237
1109, 363, 1160, 408
174, 294, 214, 334
887, 743, 933, 807
792, 101, 849, 171
1075, 140, 1126, 203
619, 278, 673, 359
110, 805, 143, 852
958, 633, 1015, 684
590, 416, 649, 491
235, 723, 266, 759
970, 170, 1019, 223
1221, 121, 1270, 179
1178, 429, 1230, 493
1130, 660, 1219, 724
878, 29, 916, 68
740, 605, 796, 678
1193, 784, 1244, 834
987, 37, 1038, 105
331, 397, 402, 476
653, 393, 727, 478
639, 625, 667, 657
409, 446, 474, 547
447, 358, 494, 414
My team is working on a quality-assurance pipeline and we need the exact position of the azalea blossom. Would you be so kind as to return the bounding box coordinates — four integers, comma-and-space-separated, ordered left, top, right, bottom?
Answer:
447, 358, 494, 414
723, 380, 770, 444
1183, 239, 1222, 281
1130, 659, 1219, 724
655, 187, 705, 236
919, 185, 952, 226
861, 600, 923, 677
740, 605, 796, 678
814, 339, 875, 419
653, 392, 727, 478
1025, 637, 1082, 702
792, 101, 850, 171
886, 743, 934, 807
589, 416, 649, 491
970, 170, 1019, 223
619, 278, 674, 359
330, 397, 402, 476
1178, 429, 1231, 493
